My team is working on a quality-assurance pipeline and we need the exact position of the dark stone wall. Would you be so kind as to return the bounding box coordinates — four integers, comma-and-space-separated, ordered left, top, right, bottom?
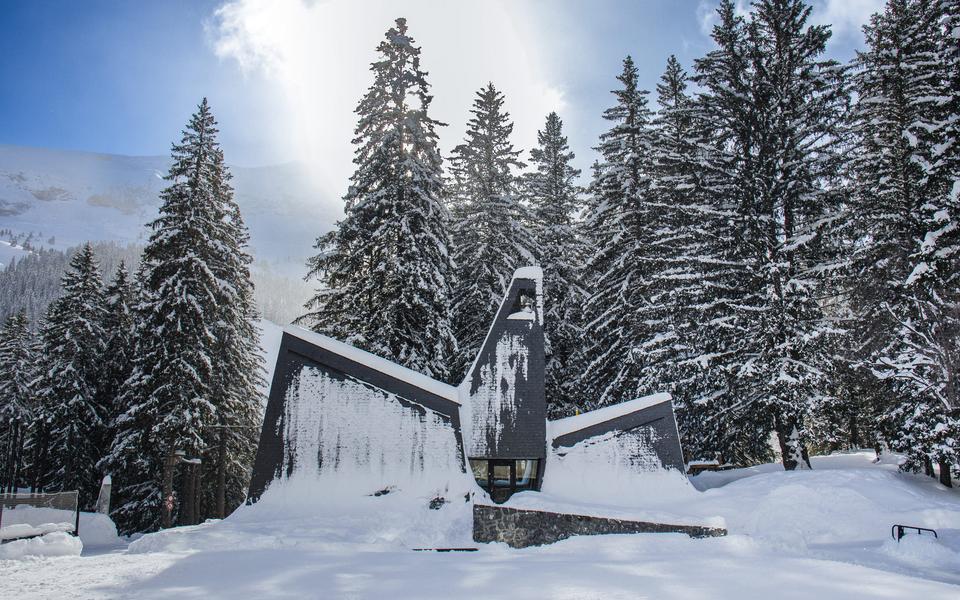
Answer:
473, 504, 726, 548
247, 331, 465, 504
465, 275, 546, 460
551, 400, 685, 472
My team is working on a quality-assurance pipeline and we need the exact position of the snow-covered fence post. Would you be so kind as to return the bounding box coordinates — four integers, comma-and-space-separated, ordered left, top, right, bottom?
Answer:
95, 475, 111, 515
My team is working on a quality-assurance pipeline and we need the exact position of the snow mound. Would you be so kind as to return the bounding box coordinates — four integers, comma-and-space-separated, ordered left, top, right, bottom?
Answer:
0, 531, 82, 561
880, 534, 960, 570
130, 481, 474, 555
0, 506, 121, 548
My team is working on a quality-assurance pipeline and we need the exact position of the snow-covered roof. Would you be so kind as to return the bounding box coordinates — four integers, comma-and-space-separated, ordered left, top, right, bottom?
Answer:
283, 325, 460, 405
547, 392, 672, 439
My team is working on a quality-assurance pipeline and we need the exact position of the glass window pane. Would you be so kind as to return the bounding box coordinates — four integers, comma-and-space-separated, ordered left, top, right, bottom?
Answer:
469, 459, 487, 486
492, 463, 511, 487
515, 459, 538, 487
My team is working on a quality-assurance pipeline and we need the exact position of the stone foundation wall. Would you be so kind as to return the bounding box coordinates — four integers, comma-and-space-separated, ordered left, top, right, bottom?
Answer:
473, 504, 726, 548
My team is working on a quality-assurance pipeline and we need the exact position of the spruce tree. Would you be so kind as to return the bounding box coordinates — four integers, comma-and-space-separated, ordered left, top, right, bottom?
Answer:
106, 99, 263, 533
686, 0, 848, 469
98, 262, 136, 448
33, 243, 107, 501
0, 311, 36, 493
648, 55, 731, 461
849, 0, 959, 484
449, 82, 536, 380
522, 112, 584, 417
578, 56, 658, 410
300, 18, 455, 381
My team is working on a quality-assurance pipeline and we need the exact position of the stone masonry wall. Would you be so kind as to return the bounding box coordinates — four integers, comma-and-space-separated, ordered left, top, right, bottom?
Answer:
473, 504, 726, 549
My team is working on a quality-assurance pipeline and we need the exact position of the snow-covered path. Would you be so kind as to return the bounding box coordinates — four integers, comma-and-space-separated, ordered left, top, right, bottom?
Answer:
2, 452, 959, 599
1, 532, 956, 599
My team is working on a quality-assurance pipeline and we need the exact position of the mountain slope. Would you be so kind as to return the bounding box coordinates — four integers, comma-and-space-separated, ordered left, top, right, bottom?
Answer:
0, 144, 341, 274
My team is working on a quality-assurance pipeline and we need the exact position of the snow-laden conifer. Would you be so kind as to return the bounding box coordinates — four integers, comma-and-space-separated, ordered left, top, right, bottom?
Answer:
577, 57, 658, 410
33, 243, 107, 500
449, 83, 535, 380
848, 0, 959, 484
97, 262, 136, 450
106, 99, 263, 533
0, 311, 36, 492
687, 0, 848, 468
522, 112, 584, 416
301, 18, 455, 382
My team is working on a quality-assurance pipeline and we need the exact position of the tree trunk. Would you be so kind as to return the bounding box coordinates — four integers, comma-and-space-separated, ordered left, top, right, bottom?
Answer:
938, 459, 953, 488
923, 456, 935, 478
775, 412, 812, 471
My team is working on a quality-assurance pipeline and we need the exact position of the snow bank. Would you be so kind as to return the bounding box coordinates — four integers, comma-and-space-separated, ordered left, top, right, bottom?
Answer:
879, 534, 960, 571
129, 481, 474, 555
1, 506, 121, 548
0, 531, 82, 561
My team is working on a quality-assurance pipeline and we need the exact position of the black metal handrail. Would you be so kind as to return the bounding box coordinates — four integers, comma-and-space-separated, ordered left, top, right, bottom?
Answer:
891, 524, 938, 542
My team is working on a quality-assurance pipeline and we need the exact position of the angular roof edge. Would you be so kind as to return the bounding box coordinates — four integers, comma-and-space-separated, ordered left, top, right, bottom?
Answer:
547, 392, 672, 440
282, 325, 460, 405
458, 266, 542, 391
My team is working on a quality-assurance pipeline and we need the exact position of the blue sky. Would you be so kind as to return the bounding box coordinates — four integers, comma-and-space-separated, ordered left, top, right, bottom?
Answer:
0, 0, 881, 190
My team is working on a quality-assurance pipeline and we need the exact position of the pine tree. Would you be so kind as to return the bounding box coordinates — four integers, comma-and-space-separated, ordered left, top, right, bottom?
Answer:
0, 311, 36, 493
849, 0, 959, 484
648, 55, 732, 462
686, 0, 848, 469
449, 82, 536, 380
300, 18, 455, 381
522, 112, 584, 417
33, 243, 107, 501
578, 56, 658, 410
98, 262, 136, 448
205, 169, 264, 517
106, 99, 263, 533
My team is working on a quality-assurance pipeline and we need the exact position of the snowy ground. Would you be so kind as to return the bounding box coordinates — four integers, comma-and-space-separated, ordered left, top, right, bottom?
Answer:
2, 451, 959, 599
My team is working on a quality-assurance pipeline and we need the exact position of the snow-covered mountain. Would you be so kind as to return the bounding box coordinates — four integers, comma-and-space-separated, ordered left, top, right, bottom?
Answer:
0, 144, 341, 274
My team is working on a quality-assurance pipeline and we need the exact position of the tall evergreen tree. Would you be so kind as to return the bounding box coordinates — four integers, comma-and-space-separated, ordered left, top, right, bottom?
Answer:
850, 0, 960, 485
449, 82, 536, 380
578, 56, 658, 410
33, 243, 107, 500
688, 0, 848, 469
105, 99, 262, 533
523, 112, 584, 417
648, 55, 731, 461
300, 18, 455, 381
98, 262, 136, 447
0, 311, 36, 493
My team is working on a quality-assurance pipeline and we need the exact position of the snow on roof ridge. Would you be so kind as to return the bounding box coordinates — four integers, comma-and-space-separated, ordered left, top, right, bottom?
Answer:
283, 325, 460, 405
547, 392, 672, 440
513, 266, 543, 280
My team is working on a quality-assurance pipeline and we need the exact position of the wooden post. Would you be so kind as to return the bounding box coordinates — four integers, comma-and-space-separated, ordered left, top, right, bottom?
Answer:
161, 450, 178, 529
216, 422, 226, 519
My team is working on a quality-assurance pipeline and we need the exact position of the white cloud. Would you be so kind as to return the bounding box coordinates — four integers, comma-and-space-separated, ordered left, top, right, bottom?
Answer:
809, 0, 884, 40
208, 0, 565, 204
695, 0, 881, 42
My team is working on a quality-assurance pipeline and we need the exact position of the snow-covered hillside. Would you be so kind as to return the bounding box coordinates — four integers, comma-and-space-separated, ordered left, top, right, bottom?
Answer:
1, 452, 957, 599
0, 144, 339, 274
